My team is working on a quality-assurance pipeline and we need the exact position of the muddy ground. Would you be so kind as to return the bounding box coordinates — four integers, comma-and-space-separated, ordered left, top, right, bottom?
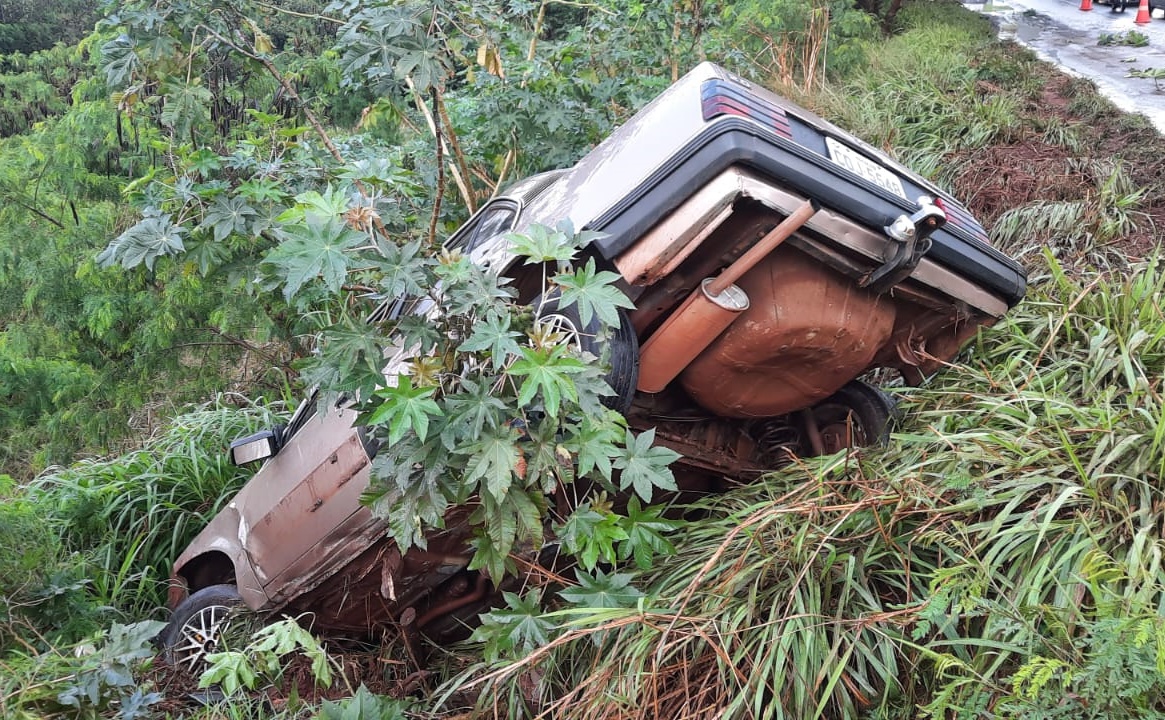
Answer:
954, 52, 1165, 260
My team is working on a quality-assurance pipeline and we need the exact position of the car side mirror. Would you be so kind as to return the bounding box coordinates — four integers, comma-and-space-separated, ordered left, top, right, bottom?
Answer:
229, 427, 284, 465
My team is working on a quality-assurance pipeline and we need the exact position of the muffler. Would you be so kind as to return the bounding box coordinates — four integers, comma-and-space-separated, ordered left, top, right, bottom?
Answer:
637, 199, 819, 393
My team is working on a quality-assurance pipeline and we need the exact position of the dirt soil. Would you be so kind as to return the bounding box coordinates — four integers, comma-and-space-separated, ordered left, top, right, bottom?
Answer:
952, 62, 1165, 260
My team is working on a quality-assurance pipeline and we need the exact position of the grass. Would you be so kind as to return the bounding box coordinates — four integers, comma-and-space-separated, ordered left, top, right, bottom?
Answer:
456, 254, 1165, 719
2, 395, 285, 651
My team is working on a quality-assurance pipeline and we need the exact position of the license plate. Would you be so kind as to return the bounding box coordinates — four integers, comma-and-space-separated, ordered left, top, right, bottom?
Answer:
824, 137, 907, 200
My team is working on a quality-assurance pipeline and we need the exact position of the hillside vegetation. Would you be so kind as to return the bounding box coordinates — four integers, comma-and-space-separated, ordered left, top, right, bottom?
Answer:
4, 1, 1165, 718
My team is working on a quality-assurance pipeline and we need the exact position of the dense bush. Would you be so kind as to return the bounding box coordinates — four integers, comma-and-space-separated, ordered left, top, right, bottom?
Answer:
0, 476, 97, 653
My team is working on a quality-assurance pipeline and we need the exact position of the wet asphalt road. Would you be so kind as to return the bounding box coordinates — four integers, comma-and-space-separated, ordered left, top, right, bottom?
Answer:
966, 0, 1165, 131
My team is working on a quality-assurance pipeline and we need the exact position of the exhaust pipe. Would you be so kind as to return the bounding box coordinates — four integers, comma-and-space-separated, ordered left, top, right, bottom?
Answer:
637, 199, 819, 393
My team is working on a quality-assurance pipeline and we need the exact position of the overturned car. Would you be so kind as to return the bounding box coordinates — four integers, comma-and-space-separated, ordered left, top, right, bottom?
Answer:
157, 62, 1026, 669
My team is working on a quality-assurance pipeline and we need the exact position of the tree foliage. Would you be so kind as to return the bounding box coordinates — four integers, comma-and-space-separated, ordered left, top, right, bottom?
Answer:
0, 0, 100, 54
90, 0, 703, 586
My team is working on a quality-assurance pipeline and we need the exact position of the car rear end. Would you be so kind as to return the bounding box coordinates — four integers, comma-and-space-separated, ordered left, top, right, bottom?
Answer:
506, 62, 1026, 455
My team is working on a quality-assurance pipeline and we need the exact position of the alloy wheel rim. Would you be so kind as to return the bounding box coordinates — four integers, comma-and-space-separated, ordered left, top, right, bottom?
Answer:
172, 604, 233, 672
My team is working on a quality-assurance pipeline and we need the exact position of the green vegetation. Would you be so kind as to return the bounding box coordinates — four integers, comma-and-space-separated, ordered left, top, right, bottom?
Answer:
463, 254, 1165, 719
3, 1, 1165, 719
1099, 30, 1150, 48
1128, 65, 1165, 91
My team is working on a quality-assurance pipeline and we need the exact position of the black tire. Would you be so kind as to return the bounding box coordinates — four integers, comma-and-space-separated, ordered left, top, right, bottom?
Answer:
156, 584, 243, 673
805, 380, 898, 454
532, 290, 639, 414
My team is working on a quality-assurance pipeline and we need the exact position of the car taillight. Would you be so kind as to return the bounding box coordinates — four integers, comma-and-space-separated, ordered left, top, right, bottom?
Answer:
701, 79, 794, 140
935, 195, 990, 244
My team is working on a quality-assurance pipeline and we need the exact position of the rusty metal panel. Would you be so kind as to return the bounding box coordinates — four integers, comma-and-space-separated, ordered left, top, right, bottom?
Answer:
273, 509, 477, 634
244, 433, 369, 583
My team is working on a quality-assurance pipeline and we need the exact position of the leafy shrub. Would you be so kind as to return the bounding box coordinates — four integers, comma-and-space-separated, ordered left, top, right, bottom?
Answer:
0, 475, 98, 652
30, 397, 287, 620
1099, 30, 1149, 48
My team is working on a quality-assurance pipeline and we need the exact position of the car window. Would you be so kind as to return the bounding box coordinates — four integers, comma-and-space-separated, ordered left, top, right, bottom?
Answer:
450, 202, 518, 255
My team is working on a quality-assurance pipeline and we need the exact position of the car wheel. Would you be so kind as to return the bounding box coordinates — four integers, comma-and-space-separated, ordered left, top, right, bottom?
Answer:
532, 289, 639, 414
803, 380, 898, 455
156, 584, 243, 673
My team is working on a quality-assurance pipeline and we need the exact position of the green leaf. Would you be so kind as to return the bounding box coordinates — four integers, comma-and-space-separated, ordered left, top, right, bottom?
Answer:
373, 240, 428, 299
159, 79, 212, 140
237, 178, 289, 203
467, 531, 510, 581
509, 345, 586, 417
570, 412, 624, 482
200, 196, 259, 242
460, 426, 522, 501
558, 567, 644, 609
557, 503, 628, 570
466, 488, 544, 580
264, 215, 364, 300
186, 148, 222, 177
457, 311, 523, 369
441, 377, 507, 447
618, 497, 683, 570
277, 187, 351, 224
97, 210, 187, 270
613, 427, 680, 502
470, 590, 555, 663
339, 158, 423, 195
101, 34, 142, 88
319, 685, 412, 720
506, 223, 578, 265
553, 257, 635, 327
366, 438, 453, 552
199, 651, 256, 695
367, 376, 443, 444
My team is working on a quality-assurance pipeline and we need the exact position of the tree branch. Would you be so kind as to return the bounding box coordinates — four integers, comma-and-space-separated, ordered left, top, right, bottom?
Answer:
428, 88, 445, 248
406, 76, 474, 212
204, 327, 288, 367
3, 193, 64, 229
435, 91, 476, 213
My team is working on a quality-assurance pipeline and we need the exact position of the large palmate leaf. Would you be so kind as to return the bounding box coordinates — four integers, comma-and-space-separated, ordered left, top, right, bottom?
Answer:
554, 257, 635, 327
96, 209, 187, 270
263, 216, 365, 300
159, 79, 212, 140
200, 196, 260, 243
100, 34, 141, 88
613, 427, 680, 502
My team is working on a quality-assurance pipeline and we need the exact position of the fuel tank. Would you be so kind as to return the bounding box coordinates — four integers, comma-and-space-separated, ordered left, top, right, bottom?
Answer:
680, 247, 896, 417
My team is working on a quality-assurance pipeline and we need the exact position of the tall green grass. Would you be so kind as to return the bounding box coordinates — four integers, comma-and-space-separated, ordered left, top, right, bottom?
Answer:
460, 256, 1165, 718
816, 2, 1026, 179
26, 395, 286, 624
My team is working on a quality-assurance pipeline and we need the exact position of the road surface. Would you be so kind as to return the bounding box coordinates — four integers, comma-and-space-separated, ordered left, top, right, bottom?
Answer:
967, 0, 1165, 131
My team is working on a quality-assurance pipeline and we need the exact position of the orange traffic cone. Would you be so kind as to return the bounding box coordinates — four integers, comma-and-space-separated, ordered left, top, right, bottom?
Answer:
1080, 0, 1092, 10
1136, 0, 1152, 23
